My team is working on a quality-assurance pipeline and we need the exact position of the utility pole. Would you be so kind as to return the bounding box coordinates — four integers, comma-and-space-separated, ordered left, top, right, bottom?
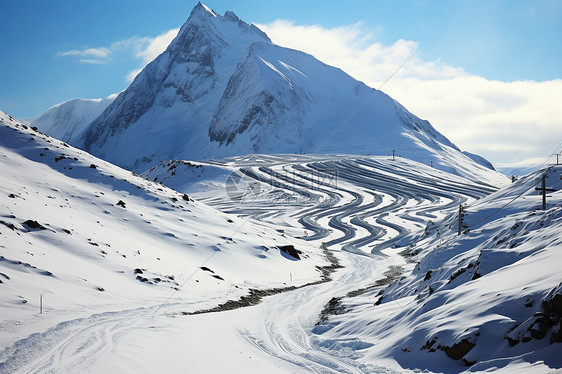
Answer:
535, 174, 556, 210
391, 150, 396, 161
557, 153, 560, 165
457, 204, 463, 235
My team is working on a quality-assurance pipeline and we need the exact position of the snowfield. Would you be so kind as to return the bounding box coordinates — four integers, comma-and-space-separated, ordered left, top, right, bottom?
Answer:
0, 108, 560, 373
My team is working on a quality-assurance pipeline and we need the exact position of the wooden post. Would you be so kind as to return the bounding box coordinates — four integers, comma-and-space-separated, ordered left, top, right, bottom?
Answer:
457, 204, 463, 235
40, 293, 43, 314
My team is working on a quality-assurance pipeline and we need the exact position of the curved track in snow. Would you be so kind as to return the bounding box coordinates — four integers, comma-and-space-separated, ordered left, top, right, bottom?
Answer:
188, 155, 498, 371
200, 155, 495, 257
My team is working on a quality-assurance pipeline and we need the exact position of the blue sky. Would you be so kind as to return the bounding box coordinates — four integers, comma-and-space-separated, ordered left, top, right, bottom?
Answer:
1, 0, 561, 166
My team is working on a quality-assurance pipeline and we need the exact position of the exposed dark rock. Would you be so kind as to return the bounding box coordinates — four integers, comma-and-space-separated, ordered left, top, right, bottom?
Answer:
550, 320, 562, 344
0, 220, 16, 231
278, 245, 301, 259
89, 164, 97, 169
530, 316, 550, 340
421, 339, 437, 350
550, 293, 562, 315
316, 297, 347, 325
507, 335, 519, 347
448, 267, 466, 283
212, 274, 225, 281
442, 339, 475, 360
23, 220, 46, 230
200, 266, 214, 273
116, 200, 126, 208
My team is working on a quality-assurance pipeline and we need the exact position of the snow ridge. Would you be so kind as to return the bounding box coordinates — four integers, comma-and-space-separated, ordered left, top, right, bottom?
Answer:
31, 97, 114, 144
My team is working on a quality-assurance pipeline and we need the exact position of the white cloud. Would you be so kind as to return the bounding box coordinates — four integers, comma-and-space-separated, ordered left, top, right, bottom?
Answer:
136, 28, 179, 64
78, 59, 108, 65
57, 47, 111, 58
126, 67, 143, 83
106, 92, 120, 100
257, 20, 562, 167
56, 28, 179, 82
126, 28, 179, 82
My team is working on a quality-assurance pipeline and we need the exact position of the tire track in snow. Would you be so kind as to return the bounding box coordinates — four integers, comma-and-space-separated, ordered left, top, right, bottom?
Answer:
237, 255, 402, 374
0, 307, 149, 374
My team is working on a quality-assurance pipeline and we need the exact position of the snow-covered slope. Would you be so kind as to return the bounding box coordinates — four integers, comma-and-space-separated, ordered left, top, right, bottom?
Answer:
317, 165, 562, 372
0, 110, 329, 372
2, 106, 556, 372
76, 2, 499, 183
31, 96, 114, 144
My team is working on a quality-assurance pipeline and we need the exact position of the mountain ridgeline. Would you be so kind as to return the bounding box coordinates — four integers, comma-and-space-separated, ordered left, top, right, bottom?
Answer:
70, 2, 496, 180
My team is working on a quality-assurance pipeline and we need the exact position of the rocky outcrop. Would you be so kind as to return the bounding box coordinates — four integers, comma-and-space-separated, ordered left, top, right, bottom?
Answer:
506, 283, 562, 346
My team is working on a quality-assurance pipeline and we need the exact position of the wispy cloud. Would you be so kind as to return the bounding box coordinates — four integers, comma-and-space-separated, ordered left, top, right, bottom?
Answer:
257, 20, 562, 166
57, 47, 111, 58
78, 59, 108, 65
126, 28, 179, 82
56, 28, 179, 82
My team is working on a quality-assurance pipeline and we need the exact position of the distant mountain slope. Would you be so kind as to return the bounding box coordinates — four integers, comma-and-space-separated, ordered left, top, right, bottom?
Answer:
31, 96, 114, 144
75, 2, 501, 183
462, 150, 495, 170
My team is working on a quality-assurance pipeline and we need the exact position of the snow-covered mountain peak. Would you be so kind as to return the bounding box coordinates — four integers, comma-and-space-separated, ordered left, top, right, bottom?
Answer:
73, 3, 504, 185
190, 2, 217, 18
179, 2, 270, 46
